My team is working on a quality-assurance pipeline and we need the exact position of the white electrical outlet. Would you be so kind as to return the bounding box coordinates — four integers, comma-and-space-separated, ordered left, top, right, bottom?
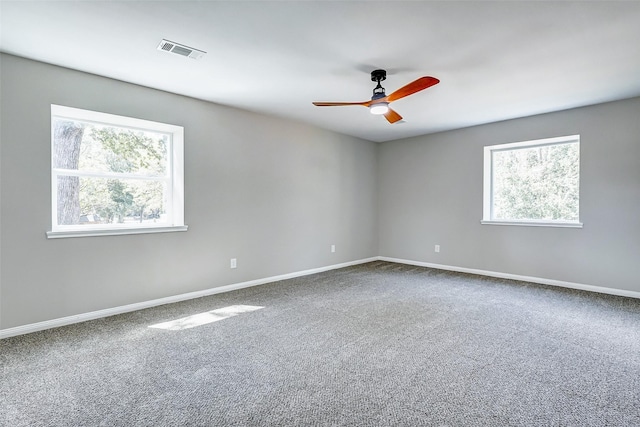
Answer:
331, 245, 336, 253
435, 245, 440, 253
230, 258, 237, 269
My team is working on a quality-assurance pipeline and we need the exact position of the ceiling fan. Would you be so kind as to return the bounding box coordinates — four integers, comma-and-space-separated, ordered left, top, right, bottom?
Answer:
312, 69, 439, 123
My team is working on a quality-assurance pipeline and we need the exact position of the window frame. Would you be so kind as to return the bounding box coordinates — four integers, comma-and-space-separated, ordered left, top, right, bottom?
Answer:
482, 134, 582, 228
47, 105, 187, 239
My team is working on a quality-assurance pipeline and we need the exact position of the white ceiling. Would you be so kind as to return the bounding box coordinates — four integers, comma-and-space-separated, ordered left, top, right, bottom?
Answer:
2, 1, 640, 142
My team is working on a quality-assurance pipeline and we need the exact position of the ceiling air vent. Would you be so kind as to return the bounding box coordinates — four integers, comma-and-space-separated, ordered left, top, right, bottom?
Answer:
157, 39, 205, 60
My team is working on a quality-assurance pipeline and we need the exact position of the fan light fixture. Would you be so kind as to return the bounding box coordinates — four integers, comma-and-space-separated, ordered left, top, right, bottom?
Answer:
370, 103, 389, 115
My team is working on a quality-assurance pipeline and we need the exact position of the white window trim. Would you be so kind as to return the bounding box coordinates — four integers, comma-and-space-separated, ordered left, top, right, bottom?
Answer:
48, 105, 187, 239
46, 225, 188, 239
482, 134, 582, 228
480, 220, 582, 228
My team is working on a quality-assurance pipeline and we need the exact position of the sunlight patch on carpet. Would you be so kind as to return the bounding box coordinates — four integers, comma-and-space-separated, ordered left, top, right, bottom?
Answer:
149, 305, 264, 330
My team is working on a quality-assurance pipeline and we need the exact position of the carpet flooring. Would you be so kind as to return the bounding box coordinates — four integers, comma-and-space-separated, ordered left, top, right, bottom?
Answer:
1, 261, 640, 426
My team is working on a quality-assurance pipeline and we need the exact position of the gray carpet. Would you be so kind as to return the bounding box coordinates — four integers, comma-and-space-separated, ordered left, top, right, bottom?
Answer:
2, 261, 640, 426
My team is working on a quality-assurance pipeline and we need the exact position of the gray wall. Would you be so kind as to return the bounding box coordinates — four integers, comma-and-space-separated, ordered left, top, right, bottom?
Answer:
2, 53, 639, 331
0, 55, 378, 329
378, 97, 640, 293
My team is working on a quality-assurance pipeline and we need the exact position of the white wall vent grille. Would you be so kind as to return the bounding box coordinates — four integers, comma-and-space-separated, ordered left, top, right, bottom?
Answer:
157, 39, 205, 60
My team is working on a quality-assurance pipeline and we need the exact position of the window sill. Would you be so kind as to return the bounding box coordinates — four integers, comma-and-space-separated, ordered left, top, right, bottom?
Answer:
481, 220, 583, 228
46, 225, 188, 239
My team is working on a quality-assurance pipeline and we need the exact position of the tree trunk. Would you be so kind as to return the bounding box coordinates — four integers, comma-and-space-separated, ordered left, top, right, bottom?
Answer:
54, 121, 84, 225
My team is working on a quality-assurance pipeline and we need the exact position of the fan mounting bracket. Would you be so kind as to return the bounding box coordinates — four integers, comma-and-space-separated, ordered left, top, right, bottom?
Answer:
370, 69, 387, 83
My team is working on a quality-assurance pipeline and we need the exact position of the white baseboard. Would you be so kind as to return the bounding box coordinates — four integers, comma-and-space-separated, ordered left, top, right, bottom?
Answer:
0, 257, 378, 339
3, 255, 638, 339
377, 256, 640, 300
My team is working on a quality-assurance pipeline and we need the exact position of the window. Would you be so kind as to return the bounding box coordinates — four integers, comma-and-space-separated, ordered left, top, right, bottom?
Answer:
47, 105, 187, 238
482, 135, 581, 227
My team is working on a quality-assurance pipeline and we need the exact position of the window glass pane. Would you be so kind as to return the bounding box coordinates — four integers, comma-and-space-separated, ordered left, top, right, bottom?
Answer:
56, 176, 167, 226
492, 142, 579, 221
50, 105, 184, 236
52, 118, 169, 176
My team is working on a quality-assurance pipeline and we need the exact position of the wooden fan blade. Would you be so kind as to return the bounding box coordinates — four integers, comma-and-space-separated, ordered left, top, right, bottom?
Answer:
386, 76, 439, 103
384, 108, 403, 124
312, 101, 371, 107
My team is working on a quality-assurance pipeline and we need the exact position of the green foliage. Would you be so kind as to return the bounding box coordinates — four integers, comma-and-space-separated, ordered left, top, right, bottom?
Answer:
91, 127, 166, 174
77, 126, 168, 224
492, 143, 579, 221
